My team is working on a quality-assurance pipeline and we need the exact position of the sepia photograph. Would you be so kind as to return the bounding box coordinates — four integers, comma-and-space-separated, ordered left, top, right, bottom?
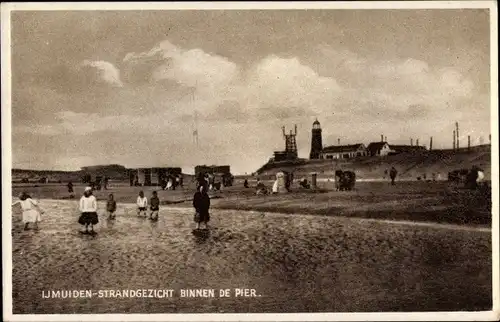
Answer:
2, 1, 498, 321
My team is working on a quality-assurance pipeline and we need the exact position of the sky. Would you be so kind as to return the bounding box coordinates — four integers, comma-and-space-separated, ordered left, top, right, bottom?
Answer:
9, 9, 492, 174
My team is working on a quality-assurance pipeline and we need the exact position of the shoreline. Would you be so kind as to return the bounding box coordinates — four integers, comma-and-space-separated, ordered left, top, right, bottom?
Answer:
13, 197, 492, 230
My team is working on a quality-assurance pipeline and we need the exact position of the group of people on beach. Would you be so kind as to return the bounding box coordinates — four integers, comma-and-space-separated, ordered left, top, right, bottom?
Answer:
16, 182, 212, 234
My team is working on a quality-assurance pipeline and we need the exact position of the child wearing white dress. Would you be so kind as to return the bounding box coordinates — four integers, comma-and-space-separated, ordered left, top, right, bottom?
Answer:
136, 191, 148, 217
17, 192, 43, 230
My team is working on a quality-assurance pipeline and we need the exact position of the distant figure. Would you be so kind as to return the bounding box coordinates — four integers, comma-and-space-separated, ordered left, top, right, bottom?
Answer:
95, 177, 102, 191
166, 178, 173, 190
67, 181, 75, 199
103, 176, 109, 190
136, 191, 148, 217
171, 176, 177, 191
150, 191, 160, 221
272, 179, 279, 194
106, 193, 117, 220
16, 192, 43, 231
383, 169, 388, 180
389, 167, 398, 185
255, 180, 268, 195
208, 174, 215, 191
193, 185, 210, 229
465, 166, 479, 189
78, 187, 98, 234
335, 170, 356, 191
334, 170, 342, 191
179, 175, 184, 188
299, 178, 310, 189
477, 169, 485, 184
244, 179, 249, 188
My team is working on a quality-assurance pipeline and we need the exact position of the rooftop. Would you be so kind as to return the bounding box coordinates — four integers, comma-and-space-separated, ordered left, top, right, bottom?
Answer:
322, 144, 366, 153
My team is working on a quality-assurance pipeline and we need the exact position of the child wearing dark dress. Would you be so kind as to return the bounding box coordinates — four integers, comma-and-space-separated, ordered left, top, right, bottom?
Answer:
106, 193, 117, 220
149, 191, 160, 221
193, 185, 210, 229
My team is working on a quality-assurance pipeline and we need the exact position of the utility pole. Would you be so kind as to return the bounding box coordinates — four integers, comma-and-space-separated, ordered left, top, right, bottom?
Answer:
430, 137, 433, 151
453, 130, 456, 150
193, 110, 199, 146
455, 122, 460, 150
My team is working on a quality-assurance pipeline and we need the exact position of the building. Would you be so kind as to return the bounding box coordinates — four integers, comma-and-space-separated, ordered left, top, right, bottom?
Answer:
389, 145, 427, 154
194, 165, 231, 176
81, 164, 128, 182
367, 142, 393, 156
320, 144, 368, 159
309, 119, 323, 159
128, 167, 182, 186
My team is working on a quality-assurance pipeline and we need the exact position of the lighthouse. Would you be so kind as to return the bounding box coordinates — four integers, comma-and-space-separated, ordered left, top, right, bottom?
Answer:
309, 119, 323, 159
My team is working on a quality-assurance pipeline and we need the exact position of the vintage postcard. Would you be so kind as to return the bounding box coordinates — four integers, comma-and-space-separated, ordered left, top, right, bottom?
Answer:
2, 1, 499, 321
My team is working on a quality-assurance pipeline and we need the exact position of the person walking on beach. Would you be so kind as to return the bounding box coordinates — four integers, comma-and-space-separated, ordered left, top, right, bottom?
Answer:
67, 181, 75, 199
78, 187, 98, 234
16, 192, 44, 231
136, 191, 148, 217
149, 191, 160, 221
106, 193, 117, 220
193, 185, 211, 230
389, 167, 398, 185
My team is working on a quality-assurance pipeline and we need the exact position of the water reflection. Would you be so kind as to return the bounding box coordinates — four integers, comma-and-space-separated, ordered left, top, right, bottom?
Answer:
192, 229, 210, 244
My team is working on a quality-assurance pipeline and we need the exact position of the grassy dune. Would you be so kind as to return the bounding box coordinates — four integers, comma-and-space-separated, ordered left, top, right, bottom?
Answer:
256, 147, 491, 181
11, 200, 492, 313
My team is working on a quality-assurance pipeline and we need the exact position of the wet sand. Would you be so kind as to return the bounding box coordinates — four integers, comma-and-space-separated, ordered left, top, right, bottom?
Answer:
11, 199, 492, 313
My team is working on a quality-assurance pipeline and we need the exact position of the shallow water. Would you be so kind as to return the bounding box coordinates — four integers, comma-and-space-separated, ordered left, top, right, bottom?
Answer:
10, 200, 492, 313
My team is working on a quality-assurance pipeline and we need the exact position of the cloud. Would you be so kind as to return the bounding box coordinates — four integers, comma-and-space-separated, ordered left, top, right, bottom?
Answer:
242, 55, 342, 115
81, 60, 124, 87
124, 40, 239, 92
122, 40, 343, 124
12, 38, 489, 174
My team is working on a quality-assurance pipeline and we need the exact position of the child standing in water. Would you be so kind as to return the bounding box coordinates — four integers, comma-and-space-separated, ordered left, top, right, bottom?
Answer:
149, 191, 160, 221
136, 191, 148, 217
193, 185, 211, 230
67, 181, 75, 199
16, 192, 43, 230
78, 187, 98, 234
106, 193, 117, 220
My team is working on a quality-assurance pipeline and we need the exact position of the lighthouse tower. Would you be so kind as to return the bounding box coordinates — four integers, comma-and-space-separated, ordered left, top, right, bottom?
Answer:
309, 119, 323, 159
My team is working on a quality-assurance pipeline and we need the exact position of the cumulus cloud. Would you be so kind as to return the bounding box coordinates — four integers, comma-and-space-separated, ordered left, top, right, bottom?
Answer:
122, 40, 344, 123
242, 55, 342, 115
124, 40, 239, 91
14, 39, 489, 174
81, 60, 124, 87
